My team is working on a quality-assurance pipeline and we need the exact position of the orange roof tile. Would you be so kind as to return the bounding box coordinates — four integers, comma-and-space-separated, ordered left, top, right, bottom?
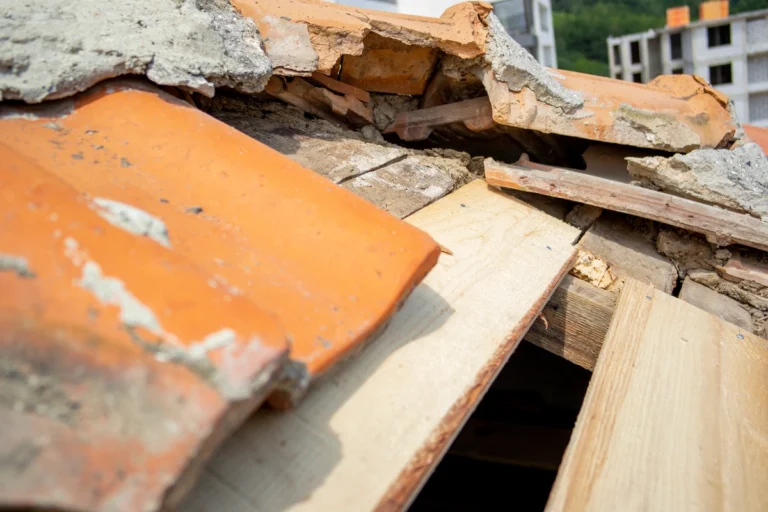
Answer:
0, 145, 288, 510
234, 0, 490, 74
744, 124, 768, 155
385, 71, 738, 153
478, 71, 738, 152
244, 0, 738, 152
0, 78, 440, 405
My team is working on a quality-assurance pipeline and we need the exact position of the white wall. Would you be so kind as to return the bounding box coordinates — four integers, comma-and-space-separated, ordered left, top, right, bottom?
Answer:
533, 0, 557, 67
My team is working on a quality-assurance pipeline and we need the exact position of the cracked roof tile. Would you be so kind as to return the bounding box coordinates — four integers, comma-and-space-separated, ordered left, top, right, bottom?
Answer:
246, 0, 739, 152
0, 144, 289, 511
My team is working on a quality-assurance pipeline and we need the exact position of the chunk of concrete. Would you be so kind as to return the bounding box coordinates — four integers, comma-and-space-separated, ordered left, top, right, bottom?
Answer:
679, 277, 753, 332
627, 143, 768, 220
0, 0, 272, 103
343, 155, 470, 218
484, 13, 583, 113
258, 15, 318, 76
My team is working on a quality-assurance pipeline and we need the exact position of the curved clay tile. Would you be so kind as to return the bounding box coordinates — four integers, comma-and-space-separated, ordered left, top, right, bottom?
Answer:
232, 0, 490, 73
0, 145, 289, 510
0, 78, 440, 405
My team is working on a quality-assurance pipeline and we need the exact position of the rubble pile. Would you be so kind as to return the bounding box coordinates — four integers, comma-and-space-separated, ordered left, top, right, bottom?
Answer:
2, 0, 768, 510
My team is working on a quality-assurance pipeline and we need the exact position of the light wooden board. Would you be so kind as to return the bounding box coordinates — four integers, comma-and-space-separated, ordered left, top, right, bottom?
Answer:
182, 180, 579, 511
484, 158, 768, 252
546, 279, 768, 512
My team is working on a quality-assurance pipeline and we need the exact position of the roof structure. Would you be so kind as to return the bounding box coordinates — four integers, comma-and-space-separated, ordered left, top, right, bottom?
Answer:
1, 0, 767, 511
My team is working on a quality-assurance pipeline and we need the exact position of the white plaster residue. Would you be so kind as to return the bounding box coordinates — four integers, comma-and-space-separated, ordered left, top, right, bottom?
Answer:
92, 197, 171, 247
78, 260, 164, 335
422, 185, 444, 200
0, 253, 35, 278
187, 328, 237, 359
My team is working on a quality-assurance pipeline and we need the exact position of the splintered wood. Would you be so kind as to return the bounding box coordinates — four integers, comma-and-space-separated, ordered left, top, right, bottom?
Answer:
183, 180, 579, 512
485, 158, 768, 252
547, 279, 768, 512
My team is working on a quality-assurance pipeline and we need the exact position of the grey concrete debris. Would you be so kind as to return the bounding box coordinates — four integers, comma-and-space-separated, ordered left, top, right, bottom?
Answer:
0, 0, 272, 103
370, 93, 419, 132
627, 143, 768, 220
614, 104, 702, 153
343, 155, 469, 218
260, 15, 318, 76
484, 13, 583, 113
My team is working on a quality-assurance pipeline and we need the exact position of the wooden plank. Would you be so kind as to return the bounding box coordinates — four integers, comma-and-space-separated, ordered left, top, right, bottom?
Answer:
719, 254, 768, 288
311, 72, 371, 104
384, 97, 495, 140
182, 180, 579, 511
484, 157, 768, 252
525, 274, 615, 371
546, 279, 768, 512
679, 277, 754, 332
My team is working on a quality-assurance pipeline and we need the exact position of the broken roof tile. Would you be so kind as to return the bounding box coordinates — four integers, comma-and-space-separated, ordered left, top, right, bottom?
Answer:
388, 72, 739, 153
233, 0, 490, 74
243, 0, 738, 152
0, 145, 288, 511
0, 78, 441, 406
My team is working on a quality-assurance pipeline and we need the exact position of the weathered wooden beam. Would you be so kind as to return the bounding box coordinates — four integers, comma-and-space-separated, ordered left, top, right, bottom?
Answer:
679, 277, 753, 331
383, 96, 495, 141
264, 76, 343, 126
311, 71, 371, 104
525, 275, 615, 371
265, 76, 374, 127
485, 157, 768, 252
718, 254, 768, 288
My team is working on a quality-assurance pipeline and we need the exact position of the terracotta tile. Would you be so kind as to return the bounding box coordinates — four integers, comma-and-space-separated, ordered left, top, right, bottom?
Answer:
0, 145, 288, 510
744, 124, 768, 155
0, 79, 440, 403
233, 0, 490, 78
441, 71, 738, 152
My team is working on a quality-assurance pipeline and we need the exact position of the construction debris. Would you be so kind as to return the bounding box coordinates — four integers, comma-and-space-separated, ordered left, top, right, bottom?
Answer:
679, 277, 754, 331
485, 156, 768, 252
627, 142, 768, 220
0, 0, 272, 102
206, 92, 473, 217
3, 0, 768, 510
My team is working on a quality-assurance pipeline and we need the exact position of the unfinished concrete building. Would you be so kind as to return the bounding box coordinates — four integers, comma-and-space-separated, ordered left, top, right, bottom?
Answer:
608, 2, 768, 127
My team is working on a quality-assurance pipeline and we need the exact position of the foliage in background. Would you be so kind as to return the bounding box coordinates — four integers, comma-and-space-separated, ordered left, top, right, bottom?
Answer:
554, 0, 768, 76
